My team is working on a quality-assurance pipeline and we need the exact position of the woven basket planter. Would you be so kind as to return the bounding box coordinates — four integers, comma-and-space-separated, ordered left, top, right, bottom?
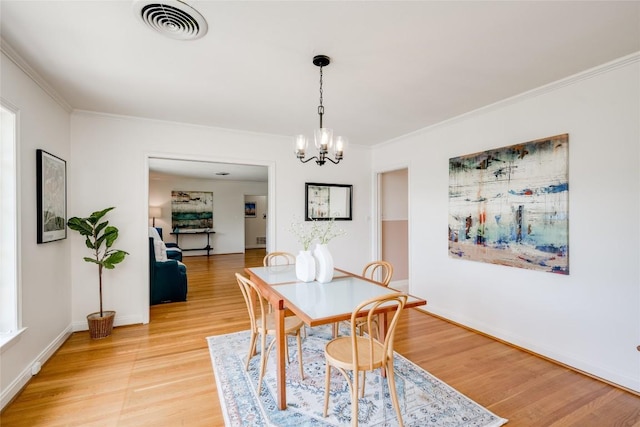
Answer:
86, 311, 115, 339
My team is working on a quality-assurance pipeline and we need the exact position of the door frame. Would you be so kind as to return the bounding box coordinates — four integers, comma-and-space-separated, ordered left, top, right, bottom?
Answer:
373, 165, 410, 288
143, 152, 275, 324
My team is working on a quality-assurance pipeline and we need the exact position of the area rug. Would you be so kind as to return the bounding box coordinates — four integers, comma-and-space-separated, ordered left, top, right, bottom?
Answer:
207, 326, 508, 426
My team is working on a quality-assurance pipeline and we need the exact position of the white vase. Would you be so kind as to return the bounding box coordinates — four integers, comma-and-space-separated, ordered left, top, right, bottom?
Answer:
314, 243, 334, 283
295, 250, 316, 282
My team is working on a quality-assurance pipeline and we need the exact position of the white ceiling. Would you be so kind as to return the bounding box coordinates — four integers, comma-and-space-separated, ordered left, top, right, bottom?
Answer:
149, 158, 268, 181
2, 1, 639, 179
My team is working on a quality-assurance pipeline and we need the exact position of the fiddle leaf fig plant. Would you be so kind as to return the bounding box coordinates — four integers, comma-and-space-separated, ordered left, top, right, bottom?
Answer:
67, 207, 128, 317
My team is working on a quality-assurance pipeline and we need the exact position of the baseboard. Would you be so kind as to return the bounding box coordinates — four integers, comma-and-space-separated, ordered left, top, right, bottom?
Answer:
0, 324, 73, 410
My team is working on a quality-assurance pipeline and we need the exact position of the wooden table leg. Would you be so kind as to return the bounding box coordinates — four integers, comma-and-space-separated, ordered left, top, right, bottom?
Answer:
275, 305, 286, 409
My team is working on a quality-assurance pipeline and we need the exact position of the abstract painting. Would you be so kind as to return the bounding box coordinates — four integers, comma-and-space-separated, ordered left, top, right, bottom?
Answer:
37, 149, 66, 243
171, 190, 213, 230
448, 134, 569, 274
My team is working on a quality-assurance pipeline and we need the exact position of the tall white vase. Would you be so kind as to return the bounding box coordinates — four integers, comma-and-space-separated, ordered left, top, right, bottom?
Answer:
295, 250, 316, 282
314, 243, 334, 283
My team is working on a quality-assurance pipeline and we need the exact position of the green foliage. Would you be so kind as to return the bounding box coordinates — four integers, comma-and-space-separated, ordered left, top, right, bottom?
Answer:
67, 207, 129, 316
67, 207, 128, 269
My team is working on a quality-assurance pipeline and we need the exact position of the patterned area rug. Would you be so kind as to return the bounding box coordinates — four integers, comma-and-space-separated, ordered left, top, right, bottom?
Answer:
207, 326, 508, 426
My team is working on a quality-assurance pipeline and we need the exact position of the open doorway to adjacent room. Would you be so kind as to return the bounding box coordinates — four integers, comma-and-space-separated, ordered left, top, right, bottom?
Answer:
147, 157, 269, 320
378, 168, 409, 292
244, 195, 267, 250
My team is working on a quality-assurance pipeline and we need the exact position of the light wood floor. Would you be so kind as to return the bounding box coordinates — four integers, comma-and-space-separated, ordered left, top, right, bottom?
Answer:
2, 249, 639, 426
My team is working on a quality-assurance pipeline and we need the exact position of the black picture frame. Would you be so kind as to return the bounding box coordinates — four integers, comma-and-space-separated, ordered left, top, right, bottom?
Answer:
36, 149, 67, 243
305, 182, 352, 221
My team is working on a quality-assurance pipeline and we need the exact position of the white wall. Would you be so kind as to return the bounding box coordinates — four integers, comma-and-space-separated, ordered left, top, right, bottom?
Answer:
149, 173, 268, 254
1, 51, 72, 408
69, 111, 372, 327
373, 55, 640, 392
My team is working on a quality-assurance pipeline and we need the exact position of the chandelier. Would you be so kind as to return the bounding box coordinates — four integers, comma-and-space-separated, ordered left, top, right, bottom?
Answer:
294, 55, 346, 166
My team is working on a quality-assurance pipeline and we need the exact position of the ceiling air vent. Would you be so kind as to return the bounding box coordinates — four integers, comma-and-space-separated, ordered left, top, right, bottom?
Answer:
134, 0, 208, 41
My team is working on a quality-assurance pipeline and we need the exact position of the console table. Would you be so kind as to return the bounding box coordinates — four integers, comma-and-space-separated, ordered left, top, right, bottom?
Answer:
170, 230, 215, 257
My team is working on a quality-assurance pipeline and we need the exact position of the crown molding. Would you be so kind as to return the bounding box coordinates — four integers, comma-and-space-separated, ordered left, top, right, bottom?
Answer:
1, 38, 73, 113
377, 51, 640, 148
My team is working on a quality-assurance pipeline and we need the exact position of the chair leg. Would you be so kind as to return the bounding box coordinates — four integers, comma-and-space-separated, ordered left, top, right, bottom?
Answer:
296, 330, 304, 380
257, 332, 268, 394
351, 369, 359, 427
246, 329, 257, 371
285, 336, 291, 364
360, 371, 367, 398
386, 360, 404, 427
323, 364, 332, 417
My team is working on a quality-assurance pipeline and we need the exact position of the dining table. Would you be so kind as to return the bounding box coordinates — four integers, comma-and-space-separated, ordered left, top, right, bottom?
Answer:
244, 265, 427, 410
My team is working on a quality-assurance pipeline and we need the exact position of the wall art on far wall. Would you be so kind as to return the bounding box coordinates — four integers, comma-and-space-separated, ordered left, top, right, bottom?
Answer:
245, 201, 256, 218
448, 133, 569, 275
171, 190, 213, 230
36, 149, 67, 243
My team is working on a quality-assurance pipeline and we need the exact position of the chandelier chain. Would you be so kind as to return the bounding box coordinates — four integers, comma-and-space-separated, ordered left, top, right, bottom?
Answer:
318, 65, 324, 127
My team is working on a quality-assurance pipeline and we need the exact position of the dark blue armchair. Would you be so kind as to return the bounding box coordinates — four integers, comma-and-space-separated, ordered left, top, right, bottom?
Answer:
149, 237, 188, 305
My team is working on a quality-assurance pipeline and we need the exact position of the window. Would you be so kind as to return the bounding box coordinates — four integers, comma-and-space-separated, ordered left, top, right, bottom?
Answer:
0, 103, 21, 346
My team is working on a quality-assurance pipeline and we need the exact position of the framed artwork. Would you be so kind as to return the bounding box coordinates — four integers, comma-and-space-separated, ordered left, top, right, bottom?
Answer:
448, 134, 569, 274
171, 190, 213, 230
36, 149, 67, 243
305, 182, 352, 221
245, 201, 256, 217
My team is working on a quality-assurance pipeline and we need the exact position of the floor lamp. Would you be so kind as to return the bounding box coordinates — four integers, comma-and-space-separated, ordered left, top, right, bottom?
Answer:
149, 206, 162, 227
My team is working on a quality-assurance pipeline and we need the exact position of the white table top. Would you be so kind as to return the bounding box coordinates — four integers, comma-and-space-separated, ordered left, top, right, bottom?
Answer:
247, 265, 422, 325
248, 264, 348, 285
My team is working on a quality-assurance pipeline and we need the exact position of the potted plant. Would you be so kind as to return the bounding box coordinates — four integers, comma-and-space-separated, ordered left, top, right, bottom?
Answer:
67, 207, 128, 339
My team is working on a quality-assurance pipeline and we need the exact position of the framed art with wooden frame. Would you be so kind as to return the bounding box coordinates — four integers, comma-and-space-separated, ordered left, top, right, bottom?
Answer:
305, 182, 352, 221
36, 149, 67, 243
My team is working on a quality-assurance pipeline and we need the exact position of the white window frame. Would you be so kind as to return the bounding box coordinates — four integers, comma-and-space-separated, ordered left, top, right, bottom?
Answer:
0, 102, 24, 349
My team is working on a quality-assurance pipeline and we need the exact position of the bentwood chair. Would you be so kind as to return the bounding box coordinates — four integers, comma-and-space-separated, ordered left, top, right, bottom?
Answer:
235, 273, 305, 393
263, 251, 296, 266
362, 261, 394, 287
262, 251, 308, 335
323, 293, 408, 427
262, 251, 297, 316
354, 261, 395, 337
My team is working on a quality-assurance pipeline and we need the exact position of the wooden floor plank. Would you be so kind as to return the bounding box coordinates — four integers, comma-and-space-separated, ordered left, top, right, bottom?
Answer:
1, 249, 639, 426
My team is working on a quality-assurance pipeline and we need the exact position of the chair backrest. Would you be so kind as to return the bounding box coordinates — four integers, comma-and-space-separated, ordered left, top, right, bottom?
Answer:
149, 226, 162, 241
149, 237, 156, 282
362, 261, 394, 286
263, 251, 296, 266
350, 293, 407, 370
235, 273, 268, 331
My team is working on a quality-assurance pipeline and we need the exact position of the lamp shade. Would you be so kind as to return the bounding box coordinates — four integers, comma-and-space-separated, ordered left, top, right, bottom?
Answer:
294, 134, 308, 158
149, 207, 162, 218
314, 128, 333, 151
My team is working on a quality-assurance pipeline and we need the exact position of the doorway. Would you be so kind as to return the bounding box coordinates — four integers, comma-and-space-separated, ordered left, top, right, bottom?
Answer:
244, 195, 267, 250
379, 168, 409, 292
147, 157, 272, 324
